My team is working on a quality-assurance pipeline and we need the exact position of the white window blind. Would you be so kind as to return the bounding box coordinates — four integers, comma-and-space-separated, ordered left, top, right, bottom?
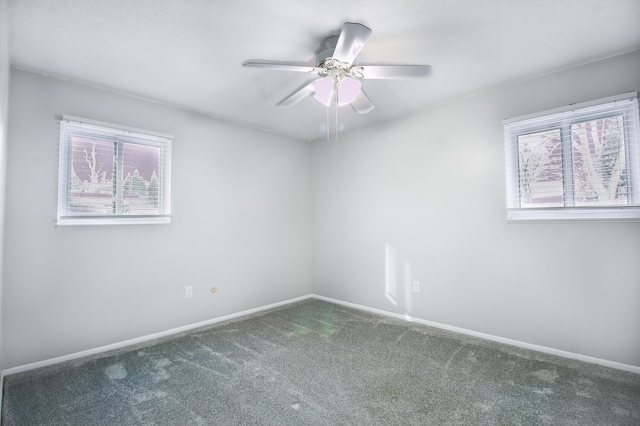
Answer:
57, 115, 172, 226
504, 92, 640, 222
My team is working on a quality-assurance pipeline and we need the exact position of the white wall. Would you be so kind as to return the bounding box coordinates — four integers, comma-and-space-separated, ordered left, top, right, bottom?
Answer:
4, 50, 640, 371
3, 69, 312, 369
311, 50, 640, 368
0, 0, 10, 374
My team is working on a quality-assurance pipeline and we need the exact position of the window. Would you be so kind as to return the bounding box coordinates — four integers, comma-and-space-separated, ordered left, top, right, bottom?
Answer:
57, 116, 172, 226
504, 92, 640, 222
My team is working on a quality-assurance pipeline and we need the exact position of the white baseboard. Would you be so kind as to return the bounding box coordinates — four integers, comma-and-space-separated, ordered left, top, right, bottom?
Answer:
4, 293, 639, 377
311, 294, 640, 375
3, 294, 312, 376
0, 372, 3, 418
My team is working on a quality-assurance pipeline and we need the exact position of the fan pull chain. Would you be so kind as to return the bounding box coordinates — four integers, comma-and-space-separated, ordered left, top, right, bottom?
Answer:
326, 104, 330, 140
335, 80, 339, 140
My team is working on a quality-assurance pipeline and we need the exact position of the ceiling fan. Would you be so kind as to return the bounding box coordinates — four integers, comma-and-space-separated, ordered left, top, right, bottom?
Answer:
243, 22, 432, 135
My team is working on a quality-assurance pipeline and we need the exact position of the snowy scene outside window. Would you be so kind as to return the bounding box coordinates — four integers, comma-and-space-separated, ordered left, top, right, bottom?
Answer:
504, 93, 640, 221
58, 117, 172, 226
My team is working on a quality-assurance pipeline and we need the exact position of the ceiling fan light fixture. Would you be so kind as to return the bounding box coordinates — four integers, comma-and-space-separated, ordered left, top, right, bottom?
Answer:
313, 76, 362, 107
337, 77, 361, 105
313, 77, 334, 106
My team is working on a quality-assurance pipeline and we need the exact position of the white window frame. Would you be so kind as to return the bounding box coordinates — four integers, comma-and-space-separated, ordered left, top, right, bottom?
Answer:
504, 92, 640, 222
57, 115, 172, 226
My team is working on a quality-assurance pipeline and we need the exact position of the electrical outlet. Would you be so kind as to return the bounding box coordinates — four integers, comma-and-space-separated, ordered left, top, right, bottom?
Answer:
185, 286, 193, 298
413, 281, 420, 293
210, 286, 218, 293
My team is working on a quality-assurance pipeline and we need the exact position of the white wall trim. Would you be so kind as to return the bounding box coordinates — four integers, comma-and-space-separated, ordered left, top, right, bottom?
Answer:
4, 293, 639, 377
3, 294, 312, 376
311, 294, 640, 375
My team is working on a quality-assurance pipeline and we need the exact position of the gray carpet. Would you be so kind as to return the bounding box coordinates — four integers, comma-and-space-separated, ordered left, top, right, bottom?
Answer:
2, 299, 639, 425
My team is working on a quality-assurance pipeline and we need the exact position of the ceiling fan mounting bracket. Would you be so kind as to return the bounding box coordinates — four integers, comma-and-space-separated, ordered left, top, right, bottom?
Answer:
315, 35, 340, 64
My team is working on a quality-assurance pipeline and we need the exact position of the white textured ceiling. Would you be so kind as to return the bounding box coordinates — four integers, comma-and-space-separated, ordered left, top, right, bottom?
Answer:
9, 0, 640, 141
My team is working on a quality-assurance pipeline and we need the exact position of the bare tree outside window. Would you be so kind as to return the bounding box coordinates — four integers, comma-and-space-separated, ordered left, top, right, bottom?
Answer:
571, 116, 627, 206
65, 133, 166, 218
122, 142, 161, 215
69, 137, 115, 215
517, 129, 563, 208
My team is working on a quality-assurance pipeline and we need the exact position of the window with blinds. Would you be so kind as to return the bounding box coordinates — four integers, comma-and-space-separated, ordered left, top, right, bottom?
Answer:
503, 92, 640, 222
57, 116, 172, 226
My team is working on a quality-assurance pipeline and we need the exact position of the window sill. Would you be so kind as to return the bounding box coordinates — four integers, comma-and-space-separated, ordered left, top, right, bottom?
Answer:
56, 215, 171, 227
506, 207, 640, 223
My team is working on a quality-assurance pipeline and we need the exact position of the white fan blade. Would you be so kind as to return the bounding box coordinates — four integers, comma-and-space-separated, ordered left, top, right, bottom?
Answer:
277, 80, 317, 108
350, 90, 375, 114
243, 61, 320, 74
360, 65, 432, 79
332, 22, 372, 64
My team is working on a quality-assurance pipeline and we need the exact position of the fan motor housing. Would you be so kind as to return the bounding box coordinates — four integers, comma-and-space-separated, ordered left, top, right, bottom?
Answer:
316, 35, 339, 65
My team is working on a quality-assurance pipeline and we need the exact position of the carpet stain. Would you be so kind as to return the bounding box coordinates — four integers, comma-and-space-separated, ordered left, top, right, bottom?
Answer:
576, 390, 595, 398
151, 357, 172, 382
611, 406, 631, 417
132, 390, 166, 404
474, 402, 493, 412
539, 414, 555, 424
530, 368, 559, 384
105, 363, 127, 380
154, 358, 171, 368
534, 387, 554, 396
153, 368, 171, 382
